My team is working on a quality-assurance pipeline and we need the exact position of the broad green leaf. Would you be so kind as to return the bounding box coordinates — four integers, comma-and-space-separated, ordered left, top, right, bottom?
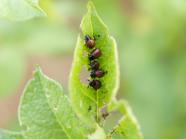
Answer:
18, 67, 88, 139
107, 100, 143, 139
0, 129, 23, 139
0, 0, 46, 21
69, 1, 119, 125
0, 48, 25, 98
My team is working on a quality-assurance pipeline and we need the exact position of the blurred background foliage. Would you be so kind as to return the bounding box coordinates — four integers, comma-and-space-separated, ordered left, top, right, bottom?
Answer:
0, 0, 186, 139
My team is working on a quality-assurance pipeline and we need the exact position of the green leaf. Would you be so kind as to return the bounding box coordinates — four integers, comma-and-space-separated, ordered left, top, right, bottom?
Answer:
69, 1, 119, 125
0, 129, 23, 139
107, 100, 143, 139
0, 0, 46, 21
18, 67, 88, 139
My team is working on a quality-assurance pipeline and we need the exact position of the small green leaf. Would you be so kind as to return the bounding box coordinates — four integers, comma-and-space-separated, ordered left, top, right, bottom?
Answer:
0, 0, 46, 21
107, 100, 143, 139
0, 129, 23, 139
18, 67, 88, 139
69, 1, 119, 125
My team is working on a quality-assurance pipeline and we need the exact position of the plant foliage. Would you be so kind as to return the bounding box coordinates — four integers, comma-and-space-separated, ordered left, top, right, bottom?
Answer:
0, 1, 142, 139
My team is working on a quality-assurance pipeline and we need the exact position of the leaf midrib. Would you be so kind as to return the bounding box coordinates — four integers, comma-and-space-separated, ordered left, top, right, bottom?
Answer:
88, 11, 100, 122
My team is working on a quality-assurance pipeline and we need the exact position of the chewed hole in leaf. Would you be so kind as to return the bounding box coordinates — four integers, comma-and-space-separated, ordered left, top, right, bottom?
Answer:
103, 111, 123, 133
79, 66, 89, 84
100, 105, 109, 119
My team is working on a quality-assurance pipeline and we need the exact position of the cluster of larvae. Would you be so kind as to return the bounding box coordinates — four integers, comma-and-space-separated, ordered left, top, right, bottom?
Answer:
84, 35, 107, 90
